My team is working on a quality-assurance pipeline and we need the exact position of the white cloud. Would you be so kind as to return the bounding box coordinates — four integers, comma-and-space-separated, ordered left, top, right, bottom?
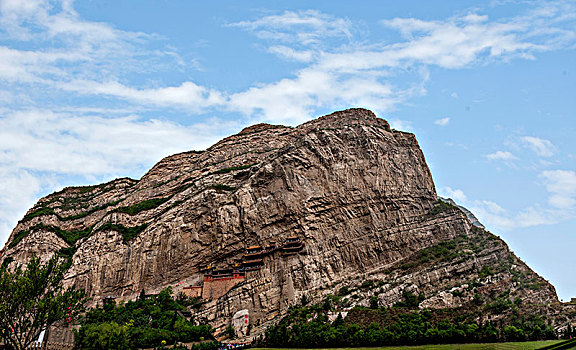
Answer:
521, 136, 557, 157
541, 170, 576, 209
434, 117, 450, 126
389, 118, 413, 132
64, 80, 226, 111
0, 2, 574, 125
486, 150, 518, 161
221, 4, 576, 123
228, 68, 401, 124
316, 5, 574, 73
0, 109, 231, 176
0, 0, 180, 89
440, 186, 468, 203
470, 199, 573, 232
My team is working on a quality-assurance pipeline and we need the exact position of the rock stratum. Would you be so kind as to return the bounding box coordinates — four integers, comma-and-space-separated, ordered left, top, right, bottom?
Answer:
1, 108, 574, 339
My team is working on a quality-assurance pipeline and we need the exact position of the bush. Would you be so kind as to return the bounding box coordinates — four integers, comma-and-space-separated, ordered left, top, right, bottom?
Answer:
360, 280, 375, 290
428, 200, 457, 216
394, 291, 425, 308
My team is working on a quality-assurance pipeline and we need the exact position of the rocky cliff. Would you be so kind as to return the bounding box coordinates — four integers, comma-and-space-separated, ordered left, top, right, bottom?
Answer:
0, 108, 571, 338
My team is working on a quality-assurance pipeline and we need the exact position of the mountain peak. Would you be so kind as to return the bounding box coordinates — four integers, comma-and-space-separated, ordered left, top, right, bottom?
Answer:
302, 107, 390, 130
237, 123, 288, 136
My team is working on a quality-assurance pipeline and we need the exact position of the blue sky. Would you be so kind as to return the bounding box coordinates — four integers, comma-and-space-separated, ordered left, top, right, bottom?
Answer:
0, 0, 574, 299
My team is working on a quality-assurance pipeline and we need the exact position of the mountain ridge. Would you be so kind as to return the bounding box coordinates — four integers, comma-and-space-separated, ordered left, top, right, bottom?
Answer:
1, 108, 573, 340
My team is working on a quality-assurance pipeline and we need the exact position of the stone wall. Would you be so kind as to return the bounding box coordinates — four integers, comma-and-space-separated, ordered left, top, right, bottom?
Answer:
202, 277, 244, 301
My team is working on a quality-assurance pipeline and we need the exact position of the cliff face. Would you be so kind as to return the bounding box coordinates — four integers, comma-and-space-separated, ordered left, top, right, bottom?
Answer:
0, 108, 566, 337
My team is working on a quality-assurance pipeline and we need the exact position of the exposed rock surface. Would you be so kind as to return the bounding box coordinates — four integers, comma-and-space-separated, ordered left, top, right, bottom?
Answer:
0, 108, 572, 339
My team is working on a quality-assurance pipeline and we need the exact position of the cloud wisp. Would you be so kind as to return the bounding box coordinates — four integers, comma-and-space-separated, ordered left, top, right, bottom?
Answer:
226, 3, 576, 122
435, 117, 450, 126
228, 10, 353, 47
521, 136, 558, 157
486, 150, 518, 161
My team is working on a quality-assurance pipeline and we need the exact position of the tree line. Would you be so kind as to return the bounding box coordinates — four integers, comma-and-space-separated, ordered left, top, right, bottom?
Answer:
260, 299, 559, 348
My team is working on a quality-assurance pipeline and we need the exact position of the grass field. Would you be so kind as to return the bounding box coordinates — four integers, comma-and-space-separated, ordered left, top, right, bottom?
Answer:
252, 340, 565, 350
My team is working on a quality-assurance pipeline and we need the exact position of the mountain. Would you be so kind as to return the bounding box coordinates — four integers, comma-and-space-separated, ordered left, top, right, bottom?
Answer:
1, 108, 573, 340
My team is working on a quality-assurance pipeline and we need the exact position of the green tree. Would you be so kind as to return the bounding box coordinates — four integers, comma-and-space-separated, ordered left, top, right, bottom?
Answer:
76, 322, 131, 350
76, 287, 213, 348
0, 255, 86, 350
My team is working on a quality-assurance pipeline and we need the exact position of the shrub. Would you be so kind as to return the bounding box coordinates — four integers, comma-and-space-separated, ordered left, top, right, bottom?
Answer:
394, 291, 425, 308
211, 163, 255, 174
428, 200, 457, 216
22, 207, 56, 221
338, 286, 351, 296
360, 280, 375, 290
115, 198, 169, 216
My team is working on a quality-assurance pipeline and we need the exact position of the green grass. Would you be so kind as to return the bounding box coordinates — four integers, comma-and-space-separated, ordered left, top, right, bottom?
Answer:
252, 340, 563, 350
538, 339, 576, 350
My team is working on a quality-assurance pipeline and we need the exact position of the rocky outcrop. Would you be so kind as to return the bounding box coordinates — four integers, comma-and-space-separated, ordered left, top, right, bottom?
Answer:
0, 108, 570, 339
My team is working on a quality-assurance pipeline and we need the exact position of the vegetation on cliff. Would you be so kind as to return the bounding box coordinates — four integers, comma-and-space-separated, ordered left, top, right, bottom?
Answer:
113, 198, 170, 215
95, 222, 148, 243
9, 224, 93, 248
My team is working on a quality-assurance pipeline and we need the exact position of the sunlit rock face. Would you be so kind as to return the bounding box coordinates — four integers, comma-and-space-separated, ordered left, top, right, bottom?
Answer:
1, 108, 565, 338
